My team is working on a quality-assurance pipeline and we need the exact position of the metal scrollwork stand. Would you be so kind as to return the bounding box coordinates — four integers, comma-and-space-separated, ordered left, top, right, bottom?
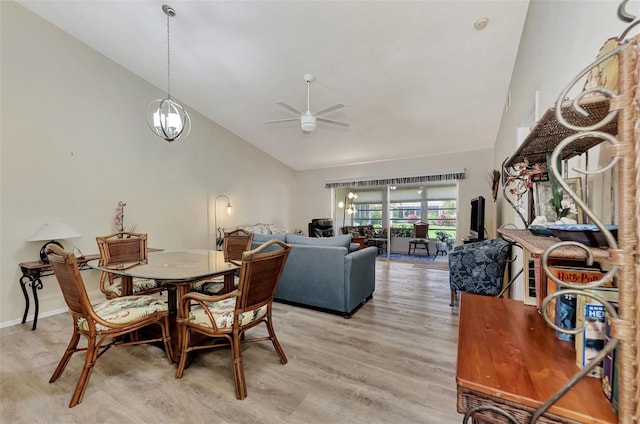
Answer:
471, 3, 639, 422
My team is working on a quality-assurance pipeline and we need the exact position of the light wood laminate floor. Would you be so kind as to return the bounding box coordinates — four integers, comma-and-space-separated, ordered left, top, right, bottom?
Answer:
0, 260, 461, 423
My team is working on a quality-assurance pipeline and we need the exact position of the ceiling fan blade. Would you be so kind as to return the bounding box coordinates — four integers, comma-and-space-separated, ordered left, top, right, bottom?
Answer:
264, 118, 300, 124
276, 101, 303, 115
314, 103, 345, 116
317, 117, 350, 127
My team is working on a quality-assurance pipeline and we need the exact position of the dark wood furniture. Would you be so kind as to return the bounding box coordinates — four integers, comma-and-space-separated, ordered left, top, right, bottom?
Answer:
175, 240, 291, 399
456, 293, 617, 423
19, 253, 100, 330
367, 237, 387, 254
352, 236, 366, 248
46, 245, 173, 408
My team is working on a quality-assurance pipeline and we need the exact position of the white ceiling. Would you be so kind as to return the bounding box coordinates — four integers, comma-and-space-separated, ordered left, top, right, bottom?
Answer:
18, 0, 529, 171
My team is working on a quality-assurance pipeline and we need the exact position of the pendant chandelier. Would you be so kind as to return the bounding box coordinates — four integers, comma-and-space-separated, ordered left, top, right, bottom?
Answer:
146, 4, 191, 142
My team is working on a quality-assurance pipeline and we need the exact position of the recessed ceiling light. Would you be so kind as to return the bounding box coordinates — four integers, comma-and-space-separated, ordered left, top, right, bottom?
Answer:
474, 17, 489, 31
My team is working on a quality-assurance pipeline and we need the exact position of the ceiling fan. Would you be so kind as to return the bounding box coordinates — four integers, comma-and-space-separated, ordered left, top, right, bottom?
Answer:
264, 74, 349, 133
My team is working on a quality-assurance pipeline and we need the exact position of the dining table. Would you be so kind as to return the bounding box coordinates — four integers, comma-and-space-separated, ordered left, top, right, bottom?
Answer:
88, 249, 240, 361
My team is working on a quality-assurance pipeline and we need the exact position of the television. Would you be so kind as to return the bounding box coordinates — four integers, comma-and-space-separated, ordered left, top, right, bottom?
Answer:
470, 196, 485, 241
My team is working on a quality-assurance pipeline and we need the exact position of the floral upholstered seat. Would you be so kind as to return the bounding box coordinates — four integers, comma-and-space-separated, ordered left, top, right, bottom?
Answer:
448, 238, 512, 306
77, 295, 168, 332
103, 277, 164, 297
187, 297, 267, 329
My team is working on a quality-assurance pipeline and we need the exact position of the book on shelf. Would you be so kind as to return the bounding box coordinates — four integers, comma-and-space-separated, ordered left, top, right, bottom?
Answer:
545, 265, 610, 341
575, 287, 619, 378
601, 310, 618, 406
534, 258, 593, 311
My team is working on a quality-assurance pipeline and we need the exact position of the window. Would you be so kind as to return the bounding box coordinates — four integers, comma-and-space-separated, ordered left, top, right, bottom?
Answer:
353, 203, 382, 228
337, 183, 457, 240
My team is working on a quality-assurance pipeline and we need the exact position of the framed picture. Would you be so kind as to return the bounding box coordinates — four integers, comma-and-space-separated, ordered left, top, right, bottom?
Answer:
534, 177, 584, 223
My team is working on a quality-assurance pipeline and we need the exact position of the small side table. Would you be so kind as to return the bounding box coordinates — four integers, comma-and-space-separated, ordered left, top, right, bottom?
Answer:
352, 236, 366, 248
19, 254, 100, 330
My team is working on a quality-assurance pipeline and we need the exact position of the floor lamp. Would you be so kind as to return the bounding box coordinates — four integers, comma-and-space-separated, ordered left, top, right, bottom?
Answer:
213, 195, 232, 250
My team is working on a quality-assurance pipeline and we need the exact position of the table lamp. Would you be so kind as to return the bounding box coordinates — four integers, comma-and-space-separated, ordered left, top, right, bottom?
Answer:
26, 223, 82, 263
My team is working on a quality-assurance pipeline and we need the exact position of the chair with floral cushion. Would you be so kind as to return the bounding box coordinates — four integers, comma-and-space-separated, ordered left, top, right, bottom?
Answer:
175, 239, 291, 399
408, 221, 430, 255
191, 229, 254, 295
96, 231, 165, 298
448, 238, 513, 306
46, 244, 173, 408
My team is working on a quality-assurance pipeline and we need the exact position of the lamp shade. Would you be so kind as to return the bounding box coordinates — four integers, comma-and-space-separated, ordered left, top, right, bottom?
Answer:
26, 223, 82, 242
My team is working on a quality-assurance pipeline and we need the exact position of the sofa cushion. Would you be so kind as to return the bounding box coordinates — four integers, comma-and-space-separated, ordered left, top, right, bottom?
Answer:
286, 233, 352, 249
253, 232, 287, 243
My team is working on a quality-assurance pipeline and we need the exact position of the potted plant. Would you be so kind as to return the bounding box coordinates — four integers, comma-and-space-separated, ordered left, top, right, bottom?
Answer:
435, 230, 451, 254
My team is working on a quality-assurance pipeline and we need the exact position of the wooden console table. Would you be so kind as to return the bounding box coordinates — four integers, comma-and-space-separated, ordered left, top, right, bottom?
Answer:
456, 293, 617, 423
19, 254, 101, 330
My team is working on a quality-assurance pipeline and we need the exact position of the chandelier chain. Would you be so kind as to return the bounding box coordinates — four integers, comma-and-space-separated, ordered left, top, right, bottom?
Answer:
166, 11, 171, 99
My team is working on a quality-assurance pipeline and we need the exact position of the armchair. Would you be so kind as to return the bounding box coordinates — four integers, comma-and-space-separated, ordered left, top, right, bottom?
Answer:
448, 238, 512, 306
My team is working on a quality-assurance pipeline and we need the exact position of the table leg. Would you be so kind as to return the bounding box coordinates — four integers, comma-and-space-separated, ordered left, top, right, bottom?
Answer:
223, 271, 235, 293
30, 280, 43, 330
121, 275, 133, 296
19, 276, 30, 325
19, 268, 43, 331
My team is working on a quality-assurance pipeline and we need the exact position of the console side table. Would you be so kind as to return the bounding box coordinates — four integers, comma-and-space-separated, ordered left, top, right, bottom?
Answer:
19, 254, 100, 330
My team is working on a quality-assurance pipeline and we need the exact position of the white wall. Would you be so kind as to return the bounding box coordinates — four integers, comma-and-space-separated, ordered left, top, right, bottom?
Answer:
494, 0, 637, 228
295, 148, 497, 246
0, 2, 296, 325
493, 0, 638, 300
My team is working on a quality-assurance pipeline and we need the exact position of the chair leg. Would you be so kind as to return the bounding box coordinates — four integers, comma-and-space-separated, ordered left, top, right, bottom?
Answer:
175, 328, 190, 379
158, 317, 174, 364
231, 330, 247, 399
265, 317, 287, 364
425, 242, 430, 256
450, 290, 457, 307
69, 335, 99, 408
50, 326, 81, 383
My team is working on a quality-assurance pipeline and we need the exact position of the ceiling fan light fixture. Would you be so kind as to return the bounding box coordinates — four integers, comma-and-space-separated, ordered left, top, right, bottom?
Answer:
301, 114, 317, 132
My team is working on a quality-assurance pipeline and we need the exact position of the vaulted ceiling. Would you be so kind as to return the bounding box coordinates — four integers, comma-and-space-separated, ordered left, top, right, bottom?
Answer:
18, 0, 529, 171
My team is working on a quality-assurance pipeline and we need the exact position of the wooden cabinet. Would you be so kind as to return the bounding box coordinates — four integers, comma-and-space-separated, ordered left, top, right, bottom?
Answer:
457, 34, 639, 423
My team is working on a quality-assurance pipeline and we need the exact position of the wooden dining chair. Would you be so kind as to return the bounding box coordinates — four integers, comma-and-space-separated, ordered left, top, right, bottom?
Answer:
408, 221, 430, 255
96, 231, 165, 298
175, 239, 291, 399
46, 244, 173, 408
191, 229, 254, 295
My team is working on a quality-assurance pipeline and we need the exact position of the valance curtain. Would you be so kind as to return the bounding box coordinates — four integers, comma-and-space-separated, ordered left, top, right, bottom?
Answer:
324, 169, 465, 189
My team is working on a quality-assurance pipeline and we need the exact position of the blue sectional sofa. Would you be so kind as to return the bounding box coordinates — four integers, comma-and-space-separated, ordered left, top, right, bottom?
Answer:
251, 233, 377, 317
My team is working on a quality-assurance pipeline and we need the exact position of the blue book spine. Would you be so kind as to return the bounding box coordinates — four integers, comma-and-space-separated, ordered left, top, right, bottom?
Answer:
555, 290, 576, 341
